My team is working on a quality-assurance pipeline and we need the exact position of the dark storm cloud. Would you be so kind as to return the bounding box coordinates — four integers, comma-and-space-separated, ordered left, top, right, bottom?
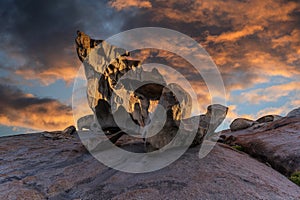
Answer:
0, 0, 124, 84
0, 84, 58, 109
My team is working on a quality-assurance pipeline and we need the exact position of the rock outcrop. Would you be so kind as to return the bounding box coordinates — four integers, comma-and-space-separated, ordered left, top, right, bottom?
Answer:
222, 113, 300, 177
256, 114, 282, 123
1, 132, 300, 199
230, 114, 283, 132
230, 118, 257, 131
75, 31, 227, 149
287, 107, 300, 117
145, 104, 228, 150
41, 126, 76, 140
75, 31, 183, 132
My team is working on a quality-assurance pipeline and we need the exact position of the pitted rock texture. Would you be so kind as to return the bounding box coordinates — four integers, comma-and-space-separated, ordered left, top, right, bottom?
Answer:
1, 133, 300, 199
75, 31, 190, 133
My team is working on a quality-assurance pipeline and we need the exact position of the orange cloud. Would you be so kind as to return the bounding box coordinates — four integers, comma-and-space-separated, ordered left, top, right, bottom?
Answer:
0, 85, 74, 131
244, 51, 300, 78
272, 29, 300, 63
15, 63, 79, 86
148, 0, 298, 27
109, 0, 152, 11
0, 101, 74, 131
207, 25, 264, 43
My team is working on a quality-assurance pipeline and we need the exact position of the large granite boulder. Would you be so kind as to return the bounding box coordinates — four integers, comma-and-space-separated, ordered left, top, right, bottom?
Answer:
1, 133, 299, 199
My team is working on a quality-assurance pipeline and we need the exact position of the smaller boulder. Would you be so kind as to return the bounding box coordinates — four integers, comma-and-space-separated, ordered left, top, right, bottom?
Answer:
286, 107, 300, 117
41, 126, 77, 140
77, 114, 100, 131
62, 126, 77, 135
256, 115, 282, 123
230, 118, 257, 131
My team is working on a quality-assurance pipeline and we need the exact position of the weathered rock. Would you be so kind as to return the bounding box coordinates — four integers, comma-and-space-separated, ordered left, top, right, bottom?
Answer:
191, 104, 228, 146
256, 114, 282, 123
287, 107, 300, 117
75, 31, 104, 62
141, 85, 192, 150
230, 118, 257, 131
41, 125, 76, 140
205, 104, 229, 132
222, 115, 300, 176
1, 133, 300, 199
62, 125, 76, 135
76, 31, 139, 130
145, 104, 228, 150
75, 31, 168, 133
77, 114, 95, 130
75, 31, 227, 150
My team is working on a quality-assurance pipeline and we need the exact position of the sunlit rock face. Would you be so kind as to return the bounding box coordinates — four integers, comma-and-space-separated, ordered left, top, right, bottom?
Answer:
75, 31, 186, 132
75, 31, 227, 149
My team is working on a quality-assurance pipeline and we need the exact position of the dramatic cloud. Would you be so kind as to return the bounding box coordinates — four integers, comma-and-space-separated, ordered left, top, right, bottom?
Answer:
207, 25, 264, 43
109, 0, 152, 10
0, 0, 125, 85
109, 0, 299, 119
107, 0, 300, 91
0, 84, 73, 131
0, 0, 299, 133
147, 0, 299, 27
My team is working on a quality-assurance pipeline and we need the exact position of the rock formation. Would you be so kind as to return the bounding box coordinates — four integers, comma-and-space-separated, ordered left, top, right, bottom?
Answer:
77, 115, 99, 131
1, 131, 300, 199
256, 114, 282, 123
222, 110, 300, 177
75, 31, 227, 149
287, 107, 300, 117
41, 126, 76, 140
230, 118, 257, 131
230, 114, 283, 132
145, 104, 228, 150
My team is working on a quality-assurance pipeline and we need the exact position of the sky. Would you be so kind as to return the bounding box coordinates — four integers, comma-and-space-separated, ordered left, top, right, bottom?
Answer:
0, 0, 299, 136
